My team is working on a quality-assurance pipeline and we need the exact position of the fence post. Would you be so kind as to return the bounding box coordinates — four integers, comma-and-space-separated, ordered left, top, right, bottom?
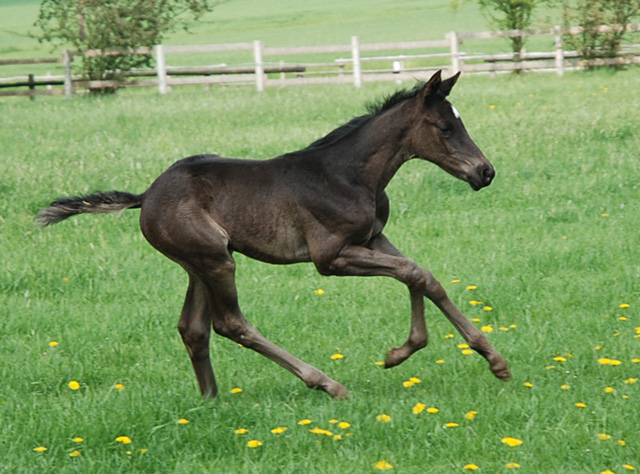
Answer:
253, 40, 265, 92
448, 31, 460, 75
554, 26, 565, 77
351, 36, 362, 88
63, 49, 74, 99
155, 44, 168, 94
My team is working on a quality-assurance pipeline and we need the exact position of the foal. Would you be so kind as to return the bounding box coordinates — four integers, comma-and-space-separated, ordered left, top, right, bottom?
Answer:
37, 71, 510, 399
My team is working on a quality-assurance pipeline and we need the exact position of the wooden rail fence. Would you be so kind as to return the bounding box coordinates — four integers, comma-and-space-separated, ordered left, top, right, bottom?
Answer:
2, 23, 639, 98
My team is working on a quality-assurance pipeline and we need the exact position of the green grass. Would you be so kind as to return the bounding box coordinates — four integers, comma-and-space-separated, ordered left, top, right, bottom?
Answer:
2, 69, 639, 473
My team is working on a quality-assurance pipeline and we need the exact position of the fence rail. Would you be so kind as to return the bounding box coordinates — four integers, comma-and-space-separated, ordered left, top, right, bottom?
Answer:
2, 23, 639, 98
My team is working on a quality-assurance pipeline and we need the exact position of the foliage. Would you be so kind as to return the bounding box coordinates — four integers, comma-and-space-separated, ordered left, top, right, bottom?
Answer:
2, 71, 640, 473
475, 0, 539, 55
34, 0, 213, 87
559, 0, 640, 62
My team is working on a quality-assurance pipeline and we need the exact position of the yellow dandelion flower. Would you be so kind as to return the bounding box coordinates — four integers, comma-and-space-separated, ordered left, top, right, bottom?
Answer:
466, 285, 477, 290
632, 358, 640, 364
502, 437, 523, 447
403, 380, 415, 388
452, 279, 461, 283
619, 440, 627, 446
458, 343, 469, 349
137, 448, 148, 454
598, 433, 612, 440
230, 387, 243, 394
610, 359, 622, 366
499, 327, 510, 331
115, 436, 132, 444
330, 353, 344, 360
177, 418, 189, 424
33, 446, 47, 452
480, 325, 493, 333
270, 427, 287, 434
376, 414, 392, 423
472, 318, 481, 322
427, 407, 439, 414
298, 419, 312, 425
623, 464, 635, 470
624, 378, 637, 384
465, 411, 478, 420
436, 359, 446, 364
413, 403, 426, 414
484, 306, 493, 311
309, 427, 333, 436
461, 349, 473, 355
445, 334, 455, 339
554, 356, 567, 362
314, 289, 325, 295
69, 450, 81, 457
114, 383, 125, 391
49, 341, 59, 347
374, 460, 393, 470
601, 470, 615, 474
444, 422, 459, 428
575, 402, 587, 408
464, 463, 480, 470
561, 384, 571, 390
375, 361, 385, 366
619, 317, 628, 321
490, 104, 497, 109
68, 381, 80, 390
329, 419, 339, 424
234, 428, 248, 434
523, 382, 533, 388
247, 440, 262, 448
506, 462, 521, 468
604, 387, 615, 393
72, 437, 84, 443
409, 377, 421, 384
338, 422, 351, 429
469, 300, 483, 306
619, 303, 630, 308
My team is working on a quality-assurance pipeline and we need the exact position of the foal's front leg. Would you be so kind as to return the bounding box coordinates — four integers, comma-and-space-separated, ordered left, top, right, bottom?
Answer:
323, 234, 511, 380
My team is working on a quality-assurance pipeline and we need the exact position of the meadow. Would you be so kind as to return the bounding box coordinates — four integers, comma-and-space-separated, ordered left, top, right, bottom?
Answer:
1, 65, 639, 473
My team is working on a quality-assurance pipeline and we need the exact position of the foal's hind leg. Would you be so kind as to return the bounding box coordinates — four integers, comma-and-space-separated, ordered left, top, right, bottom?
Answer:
178, 274, 217, 398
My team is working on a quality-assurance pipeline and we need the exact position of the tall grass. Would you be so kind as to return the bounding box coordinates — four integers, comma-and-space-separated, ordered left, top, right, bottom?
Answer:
1, 69, 639, 473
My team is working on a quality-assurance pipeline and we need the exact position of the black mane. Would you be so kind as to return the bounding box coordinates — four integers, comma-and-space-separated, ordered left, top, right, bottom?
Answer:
290, 81, 425, 156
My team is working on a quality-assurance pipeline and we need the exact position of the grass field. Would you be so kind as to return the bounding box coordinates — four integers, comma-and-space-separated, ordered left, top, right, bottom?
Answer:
1, 66, 639, 472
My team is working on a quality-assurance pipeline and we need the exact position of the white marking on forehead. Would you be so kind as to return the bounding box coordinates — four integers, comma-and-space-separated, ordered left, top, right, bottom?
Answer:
451, 105, 460, 119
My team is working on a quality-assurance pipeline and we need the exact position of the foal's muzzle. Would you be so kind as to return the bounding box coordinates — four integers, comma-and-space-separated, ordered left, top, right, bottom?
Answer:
468, 164, 495, 191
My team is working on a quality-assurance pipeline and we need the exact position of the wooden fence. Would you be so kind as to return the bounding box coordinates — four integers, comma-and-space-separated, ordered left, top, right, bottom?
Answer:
2, 23, 639, 98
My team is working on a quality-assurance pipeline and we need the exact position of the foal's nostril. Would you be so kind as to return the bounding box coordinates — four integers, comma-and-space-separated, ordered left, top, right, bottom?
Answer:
482, 165, 495, 185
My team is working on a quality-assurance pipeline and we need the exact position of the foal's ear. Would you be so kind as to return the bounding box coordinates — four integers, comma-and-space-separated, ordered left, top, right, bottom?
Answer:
420, 70, 442, 104
438, 71, 460, 98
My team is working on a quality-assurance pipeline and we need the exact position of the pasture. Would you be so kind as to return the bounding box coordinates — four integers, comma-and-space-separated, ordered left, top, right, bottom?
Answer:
1, 69, 639, 473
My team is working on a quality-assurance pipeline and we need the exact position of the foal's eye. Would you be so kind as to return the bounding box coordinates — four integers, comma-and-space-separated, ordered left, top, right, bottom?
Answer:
438, 123, 452, 134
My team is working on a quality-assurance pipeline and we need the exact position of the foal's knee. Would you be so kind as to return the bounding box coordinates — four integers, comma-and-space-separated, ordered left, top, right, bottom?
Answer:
178, 324, 210, 358
404, 263, 446, 301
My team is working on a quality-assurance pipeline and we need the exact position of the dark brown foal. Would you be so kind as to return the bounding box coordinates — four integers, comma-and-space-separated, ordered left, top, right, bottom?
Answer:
37, 70, 510, 399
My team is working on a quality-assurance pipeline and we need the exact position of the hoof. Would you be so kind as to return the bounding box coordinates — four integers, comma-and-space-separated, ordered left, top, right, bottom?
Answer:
491, 360, 511, 381
384, 347, 405, 368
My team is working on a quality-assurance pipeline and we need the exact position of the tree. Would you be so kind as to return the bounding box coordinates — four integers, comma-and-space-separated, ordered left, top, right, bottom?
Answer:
35, 0, 213, 88
475, 0, 538, 56
560, 0, 640, 62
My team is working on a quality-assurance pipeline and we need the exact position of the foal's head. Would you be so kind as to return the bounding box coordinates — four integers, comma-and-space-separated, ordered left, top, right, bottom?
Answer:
406, 71, 495, 191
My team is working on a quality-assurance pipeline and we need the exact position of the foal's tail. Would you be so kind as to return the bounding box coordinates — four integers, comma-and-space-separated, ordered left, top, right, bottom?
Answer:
36, 191, 143, 227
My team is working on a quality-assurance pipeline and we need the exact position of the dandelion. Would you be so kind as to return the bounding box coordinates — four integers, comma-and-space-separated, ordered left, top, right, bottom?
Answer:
445, 334, 455, 339
230, 387, 243, 394
598, 433, 612, 440
403, 380, 415, 388
464, 464, 480, 470
314, 289, 325, 295
298, 419, 312, 425
115, 436, 132, 444
49, 341, 59, 347
619, 440, 627, 446
506, 462, 521, 468
72, 437, 84, 443
466, 285, 477, 290
413, 403, 426, 414
452, 279, 461, 283
490, 104, 497, 110
114, 383, 125, 391
436, 359, 446, 364
376, 414, 392, 423
575, 402, 587, 408
177, 418, 189, 424
502, 437, 523, 447
604, 387, 615, 393
623, 464, 635, 471
234, 428, 248, 434
632, 358, 640, 364
465, 411, 478, 420
619, 303, 630, 308
480, 325, 493, 333
444, 422, 459, 428
309, 427, 333, 436
469, 300, 483, 306
499, 327, 510, 332
374, 460, 393, 470
484, 306, 493, 311
247, 440, 262, 448
376, 361, 385, 366
554, 356, 567, 362
69, 450, 81, 457
271, 426, 287, 434
461, 349, 473, 355
523, 382, 533, 388
338, 422, 351, 429
33, 446, 47, 452
427, 407, 440, 414
68, 381, 80, 390
601, 470, 615, 474
330, 353, 344, 360
561, 384, 571, 390
409, 377, 421, 384
624, 378, 637, 384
